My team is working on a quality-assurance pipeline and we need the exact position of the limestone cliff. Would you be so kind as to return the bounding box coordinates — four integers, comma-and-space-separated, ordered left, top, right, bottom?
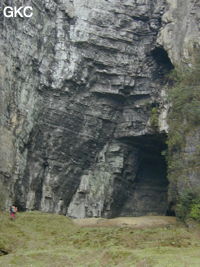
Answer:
0, 0, 199, 218
158, 0, 200, 217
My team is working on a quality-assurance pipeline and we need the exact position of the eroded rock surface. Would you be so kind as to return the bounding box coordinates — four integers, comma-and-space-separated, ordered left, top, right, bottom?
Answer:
158, 0, 200, 65
0, 0, 199, 218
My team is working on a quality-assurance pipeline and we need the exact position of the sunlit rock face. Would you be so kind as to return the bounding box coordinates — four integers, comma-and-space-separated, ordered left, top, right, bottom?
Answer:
158, 0, 200, 66
0, 0, 199, 218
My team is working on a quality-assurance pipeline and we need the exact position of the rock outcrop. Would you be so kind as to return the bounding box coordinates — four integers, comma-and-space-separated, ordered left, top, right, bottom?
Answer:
0, 0, 199, 218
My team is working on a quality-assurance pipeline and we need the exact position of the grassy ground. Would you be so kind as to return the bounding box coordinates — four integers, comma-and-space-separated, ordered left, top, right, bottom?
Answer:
0, 212, 200, 267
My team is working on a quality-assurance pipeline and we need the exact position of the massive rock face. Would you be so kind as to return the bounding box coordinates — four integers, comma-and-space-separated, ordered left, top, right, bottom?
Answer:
0, 0, 199, 218
158, 0, 200, 65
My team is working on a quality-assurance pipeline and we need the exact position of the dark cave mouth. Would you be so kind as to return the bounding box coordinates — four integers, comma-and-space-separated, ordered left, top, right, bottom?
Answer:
116, 134, 171, 217
131, 148, 169, 216
151, 46, 174, 71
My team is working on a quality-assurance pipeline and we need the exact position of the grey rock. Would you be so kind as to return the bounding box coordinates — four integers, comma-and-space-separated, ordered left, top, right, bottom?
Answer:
0, 0, 199, 217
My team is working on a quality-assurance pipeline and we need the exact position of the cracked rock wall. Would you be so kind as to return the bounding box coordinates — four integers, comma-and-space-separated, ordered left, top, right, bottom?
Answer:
158, 0, 200, 66
0, 0, 199, 217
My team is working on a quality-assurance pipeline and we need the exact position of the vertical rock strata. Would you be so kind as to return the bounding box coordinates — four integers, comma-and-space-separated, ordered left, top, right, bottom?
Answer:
0, 0, 198, 218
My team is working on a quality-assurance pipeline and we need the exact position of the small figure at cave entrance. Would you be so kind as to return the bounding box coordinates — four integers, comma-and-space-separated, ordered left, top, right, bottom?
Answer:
9, 205, 18, 220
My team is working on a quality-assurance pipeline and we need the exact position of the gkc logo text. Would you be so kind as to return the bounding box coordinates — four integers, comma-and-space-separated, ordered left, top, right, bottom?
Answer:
2, 6, 33, 18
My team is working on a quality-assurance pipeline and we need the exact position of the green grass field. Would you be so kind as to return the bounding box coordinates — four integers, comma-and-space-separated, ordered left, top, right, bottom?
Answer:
0, 212, 200, 266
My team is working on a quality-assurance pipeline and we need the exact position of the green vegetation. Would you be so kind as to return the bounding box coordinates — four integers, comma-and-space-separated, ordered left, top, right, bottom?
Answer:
176, 189, 200, 222
167, 64, 200, 153
190, 202, 200, 221
150, 107, 159, 130
0, 212, 200, 266
166, 57, 200, 221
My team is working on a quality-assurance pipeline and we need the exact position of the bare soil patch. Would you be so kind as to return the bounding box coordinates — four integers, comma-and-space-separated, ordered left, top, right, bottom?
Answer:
73, 216, 177, 228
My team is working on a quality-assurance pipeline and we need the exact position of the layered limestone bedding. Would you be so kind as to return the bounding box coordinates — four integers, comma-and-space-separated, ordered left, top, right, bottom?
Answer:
0, 0, 199, 218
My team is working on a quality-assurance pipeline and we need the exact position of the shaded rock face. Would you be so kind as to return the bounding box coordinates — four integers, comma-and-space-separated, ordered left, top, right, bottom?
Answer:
0, 0, 180, 217
68, 139, 168, 218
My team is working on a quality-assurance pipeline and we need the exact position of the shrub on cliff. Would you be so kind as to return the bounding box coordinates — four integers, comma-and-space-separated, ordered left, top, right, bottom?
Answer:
150, 107, 159, 130
176, 189, 200, 222
167, 57, 200, 221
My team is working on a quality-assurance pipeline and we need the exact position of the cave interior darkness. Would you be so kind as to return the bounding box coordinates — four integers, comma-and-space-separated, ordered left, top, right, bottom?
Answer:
114, 134, 173, 217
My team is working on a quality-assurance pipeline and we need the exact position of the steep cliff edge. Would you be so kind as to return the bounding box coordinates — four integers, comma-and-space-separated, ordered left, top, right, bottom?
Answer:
0, 0, 199, 218
158, 0, 200, 220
